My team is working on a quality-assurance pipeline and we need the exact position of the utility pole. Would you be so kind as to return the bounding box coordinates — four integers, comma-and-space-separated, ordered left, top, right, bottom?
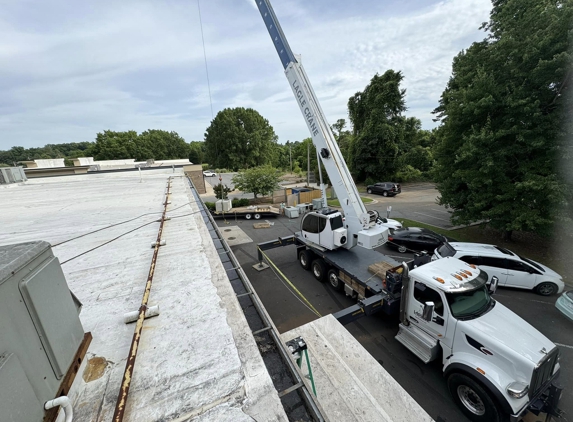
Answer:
289, 141, 292, 173
307, 142, 310, 186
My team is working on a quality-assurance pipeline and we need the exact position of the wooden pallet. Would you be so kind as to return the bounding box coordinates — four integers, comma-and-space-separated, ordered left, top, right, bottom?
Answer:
367, 261, 395, 278
339, 272, 366, 299
253, 222, 271, 229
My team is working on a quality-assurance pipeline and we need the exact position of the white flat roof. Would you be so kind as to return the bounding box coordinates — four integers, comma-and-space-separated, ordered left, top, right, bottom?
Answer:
0, 169, 287, 421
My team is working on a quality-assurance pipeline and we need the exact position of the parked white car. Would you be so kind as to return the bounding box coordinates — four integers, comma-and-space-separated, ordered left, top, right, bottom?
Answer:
203, 170, 217, 177
378, 217, 402, 231
432, 242, 564, 296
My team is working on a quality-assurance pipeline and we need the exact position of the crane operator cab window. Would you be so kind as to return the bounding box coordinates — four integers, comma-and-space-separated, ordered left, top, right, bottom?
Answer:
413, 282, 444, 317
302, 214, 327, 233
330, 215, 343, 230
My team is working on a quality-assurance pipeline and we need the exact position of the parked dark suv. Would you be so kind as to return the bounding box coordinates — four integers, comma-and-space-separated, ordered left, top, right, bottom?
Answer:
366, 182, 401, 197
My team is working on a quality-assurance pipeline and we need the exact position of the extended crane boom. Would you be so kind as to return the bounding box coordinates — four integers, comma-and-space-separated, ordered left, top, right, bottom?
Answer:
256, 0, 387, 249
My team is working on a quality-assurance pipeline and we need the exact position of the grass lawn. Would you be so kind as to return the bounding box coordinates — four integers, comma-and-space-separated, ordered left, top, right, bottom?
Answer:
395, 218, 571, 287
327, 197, 373, 207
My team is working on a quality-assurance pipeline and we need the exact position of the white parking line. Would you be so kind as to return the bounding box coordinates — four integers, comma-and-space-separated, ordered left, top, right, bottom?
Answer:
413, 212, 451, 222
555, 343, 573, 350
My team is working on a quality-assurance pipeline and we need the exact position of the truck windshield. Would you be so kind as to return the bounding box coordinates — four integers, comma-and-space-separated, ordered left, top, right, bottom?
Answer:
446, 286, 493, 320
436, 242, 456, 258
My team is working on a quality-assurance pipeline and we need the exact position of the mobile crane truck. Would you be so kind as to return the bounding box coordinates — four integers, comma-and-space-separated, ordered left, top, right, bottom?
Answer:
253, 1, 564, 421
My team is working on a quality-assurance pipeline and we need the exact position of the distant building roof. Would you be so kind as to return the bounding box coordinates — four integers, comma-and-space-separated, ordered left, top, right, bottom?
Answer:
22, 159, 66, 168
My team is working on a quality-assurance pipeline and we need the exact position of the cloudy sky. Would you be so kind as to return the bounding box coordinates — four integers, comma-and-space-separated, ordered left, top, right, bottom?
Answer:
0, 0, 493, 150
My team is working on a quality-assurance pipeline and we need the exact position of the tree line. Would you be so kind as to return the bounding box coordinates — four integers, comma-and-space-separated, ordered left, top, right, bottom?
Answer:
0, 130, 204, 166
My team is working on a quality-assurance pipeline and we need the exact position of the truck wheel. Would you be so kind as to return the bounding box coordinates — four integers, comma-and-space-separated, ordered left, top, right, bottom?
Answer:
367, 188, 372, 194
299, 250, 313, 270
254, 213, 261, 220
311, 259, 327, 282
327, 269, 343, 291
245, 213, 252, 220
383, 191, 389, 197
447, 373, 502, 422
535, 282, 557, 296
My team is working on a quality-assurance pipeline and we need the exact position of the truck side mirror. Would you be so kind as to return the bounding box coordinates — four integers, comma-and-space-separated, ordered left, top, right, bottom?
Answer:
422, 301, 434, 321
488, 276, 499, 295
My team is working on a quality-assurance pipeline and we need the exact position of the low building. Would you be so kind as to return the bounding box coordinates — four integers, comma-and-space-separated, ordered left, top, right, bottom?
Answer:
0, 169, 289, 421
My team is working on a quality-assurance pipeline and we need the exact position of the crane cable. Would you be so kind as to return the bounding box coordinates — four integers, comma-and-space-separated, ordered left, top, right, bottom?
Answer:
197, 0, 214, 120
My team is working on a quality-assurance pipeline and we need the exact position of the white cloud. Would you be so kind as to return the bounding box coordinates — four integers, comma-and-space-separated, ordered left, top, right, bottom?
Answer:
0, 0, 491, 149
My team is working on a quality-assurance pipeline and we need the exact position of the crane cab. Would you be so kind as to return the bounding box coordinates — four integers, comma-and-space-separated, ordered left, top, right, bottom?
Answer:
301, 209, 347, 250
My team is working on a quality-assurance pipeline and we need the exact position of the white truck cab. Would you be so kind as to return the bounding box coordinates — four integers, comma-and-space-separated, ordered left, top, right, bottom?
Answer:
396, 257, 561, 422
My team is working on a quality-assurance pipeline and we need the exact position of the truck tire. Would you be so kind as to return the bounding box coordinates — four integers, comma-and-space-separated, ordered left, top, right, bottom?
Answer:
311, 259, 327, 282
447, 373, 503, 422
383, 191, 389, 197
245, 213, 252, 220
299, 249, 313, 270
535, 282, 557, 296
254, 213, 261, 220
327, 269, 344, 291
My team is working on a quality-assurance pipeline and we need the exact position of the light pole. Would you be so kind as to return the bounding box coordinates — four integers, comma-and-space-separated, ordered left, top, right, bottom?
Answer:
288, 141, 292, 173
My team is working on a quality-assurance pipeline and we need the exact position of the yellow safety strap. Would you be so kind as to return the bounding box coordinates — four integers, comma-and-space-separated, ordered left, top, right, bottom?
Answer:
258, 247, 322, 318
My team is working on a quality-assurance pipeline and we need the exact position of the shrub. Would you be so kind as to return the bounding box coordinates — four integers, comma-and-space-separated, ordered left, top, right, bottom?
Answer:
214, 183, 231, 199
239, 198, 250, 206
364, 177, 376, 186
204, 202, 216, 211
395, 165, 423, 182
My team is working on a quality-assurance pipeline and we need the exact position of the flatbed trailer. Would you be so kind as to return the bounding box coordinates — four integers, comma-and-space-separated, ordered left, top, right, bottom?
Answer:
257, 232, 429, 323
211, 205, 280, 220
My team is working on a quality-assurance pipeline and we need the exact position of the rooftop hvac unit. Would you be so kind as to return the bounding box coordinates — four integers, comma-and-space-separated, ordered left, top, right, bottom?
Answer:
0, 241, 88, 422
285, 206, 299, 218
0, 167, 27, 184
312, 198, 324, 210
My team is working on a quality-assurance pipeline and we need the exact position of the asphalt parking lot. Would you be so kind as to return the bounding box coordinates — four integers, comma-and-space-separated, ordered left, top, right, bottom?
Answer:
364, 182, 456, 229
209, 183, 572, 422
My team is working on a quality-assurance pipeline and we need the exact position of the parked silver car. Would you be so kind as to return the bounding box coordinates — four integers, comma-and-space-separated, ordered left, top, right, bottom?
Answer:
555, 291, 573, 321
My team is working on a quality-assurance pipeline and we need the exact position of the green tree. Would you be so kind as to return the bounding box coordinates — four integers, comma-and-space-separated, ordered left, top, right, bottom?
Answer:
271, 142, 291, 170
189, 141, 206, 164
232, 166, 281, 198
137, 130, 189, 161
91, 130, 138, 160
348, 70, 407, 181
433, 0, 572, 240
331, 119, 354, 164
213, 183, 231, 200
204, 107, 277, 171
